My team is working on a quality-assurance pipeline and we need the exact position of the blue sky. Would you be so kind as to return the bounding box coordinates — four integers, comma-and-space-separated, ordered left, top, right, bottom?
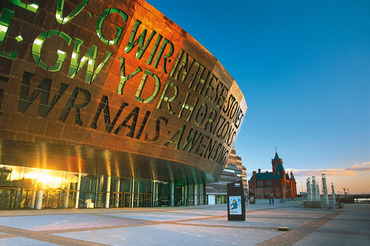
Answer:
147, 0, 370, 193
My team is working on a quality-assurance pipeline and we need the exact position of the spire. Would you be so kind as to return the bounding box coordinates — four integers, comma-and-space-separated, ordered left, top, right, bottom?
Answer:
274, 147, 279, 160
272, 148, 283, 174
290, 170, 295, 180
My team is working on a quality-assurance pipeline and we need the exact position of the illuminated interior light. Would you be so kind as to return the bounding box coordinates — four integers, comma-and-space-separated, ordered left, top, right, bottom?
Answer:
29, 3, 39, 11
0, 25, 8, 33
57, 50, 66, 55
34, 38, 43, 46
15, 35, 23, 42
56, 13, 63, 21
81, 57, 86, 62
88, 60, 93, 65
72, 53, 77, 59
29, 3, 38, 9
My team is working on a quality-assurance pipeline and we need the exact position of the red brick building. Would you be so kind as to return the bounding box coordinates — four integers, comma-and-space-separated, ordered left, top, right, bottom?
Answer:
248, 152, 297, 199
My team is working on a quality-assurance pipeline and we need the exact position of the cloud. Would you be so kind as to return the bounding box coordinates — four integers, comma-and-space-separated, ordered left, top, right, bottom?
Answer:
292, 169, 354, 177
289, 162, 370, 177
347, 162, 370, 171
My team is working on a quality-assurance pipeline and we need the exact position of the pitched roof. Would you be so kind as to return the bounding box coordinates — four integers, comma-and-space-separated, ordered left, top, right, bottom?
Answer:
250, 172, 282, 181
274, 152, 280, 160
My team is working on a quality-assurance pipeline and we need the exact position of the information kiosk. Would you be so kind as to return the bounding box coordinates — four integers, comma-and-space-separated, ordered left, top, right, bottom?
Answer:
227, 181, 245, 221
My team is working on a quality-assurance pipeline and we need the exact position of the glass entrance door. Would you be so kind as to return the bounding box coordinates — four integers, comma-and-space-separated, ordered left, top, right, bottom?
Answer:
0, 187, 34, 209
124, 192, 132, 207
44, 189, 63, 208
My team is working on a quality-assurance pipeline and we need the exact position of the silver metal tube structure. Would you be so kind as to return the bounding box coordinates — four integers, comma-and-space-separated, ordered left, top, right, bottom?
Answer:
171, 182, 175, 206
312, 176, 317, 201
115, 178, 120, 208
35, 182, 44, 210
152, 180, 155, 207
75, 173, 81, 209
30, 180, 37, 209
306, 178, 312, 201
316, 183, 320, 201
105, 176, 111, 208
195, 184, 198, 205
131, 179, 135, 207
322, 174, 329, 205
63, 190, 69, 208
331, 183, 336, 204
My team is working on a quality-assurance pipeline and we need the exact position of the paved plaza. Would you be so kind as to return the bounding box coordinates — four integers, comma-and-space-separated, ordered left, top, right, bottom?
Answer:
0, 200, 368, 245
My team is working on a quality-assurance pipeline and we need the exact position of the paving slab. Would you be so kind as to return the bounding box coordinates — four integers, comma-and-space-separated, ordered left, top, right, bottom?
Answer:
0, 201, 368, 246
178, 216, 313, 229
293, 231, 369, 246
0, 214, 145, 231
103, 211, 205, 221
0, 236, 59, 245
53, 224, 283, 246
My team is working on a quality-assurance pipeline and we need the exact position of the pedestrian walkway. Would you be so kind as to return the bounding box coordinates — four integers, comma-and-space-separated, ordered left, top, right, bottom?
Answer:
0, 200, 368, 245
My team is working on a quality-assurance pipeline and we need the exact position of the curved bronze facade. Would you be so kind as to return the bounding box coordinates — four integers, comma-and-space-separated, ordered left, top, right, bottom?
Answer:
0, 0, 246, 184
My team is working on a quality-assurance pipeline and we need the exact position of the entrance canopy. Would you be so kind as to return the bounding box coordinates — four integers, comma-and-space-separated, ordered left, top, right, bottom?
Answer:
0, 139, 214, 183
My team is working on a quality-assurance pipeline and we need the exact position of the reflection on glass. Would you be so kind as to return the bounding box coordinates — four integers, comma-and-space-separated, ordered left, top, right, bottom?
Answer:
0, 165, 79, 209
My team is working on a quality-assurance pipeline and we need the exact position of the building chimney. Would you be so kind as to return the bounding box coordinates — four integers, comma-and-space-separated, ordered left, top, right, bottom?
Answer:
258, 169, 261, 173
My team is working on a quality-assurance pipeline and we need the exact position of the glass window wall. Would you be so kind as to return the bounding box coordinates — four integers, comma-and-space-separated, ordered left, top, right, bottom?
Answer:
0, 164, 206, 209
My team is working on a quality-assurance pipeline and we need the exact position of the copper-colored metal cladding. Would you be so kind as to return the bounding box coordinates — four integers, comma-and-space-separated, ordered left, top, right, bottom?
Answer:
0, 0, 246, 183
